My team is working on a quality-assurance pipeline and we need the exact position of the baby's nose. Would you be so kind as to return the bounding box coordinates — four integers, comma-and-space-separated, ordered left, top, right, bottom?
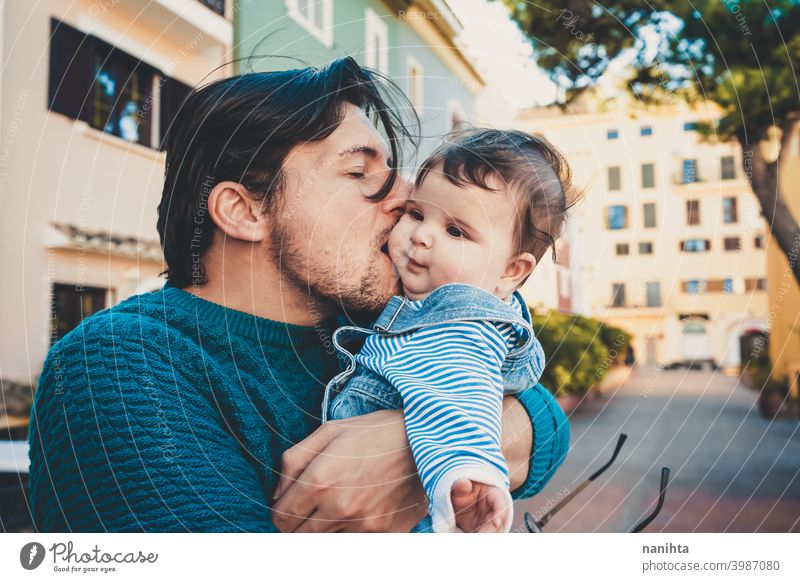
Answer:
411, 225, 433, 247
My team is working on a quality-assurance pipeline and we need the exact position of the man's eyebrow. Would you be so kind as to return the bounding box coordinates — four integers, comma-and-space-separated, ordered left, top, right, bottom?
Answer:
337, 144, 381, 159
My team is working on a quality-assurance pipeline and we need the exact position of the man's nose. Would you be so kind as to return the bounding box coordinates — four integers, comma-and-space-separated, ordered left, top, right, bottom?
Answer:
380, 173, 411, 218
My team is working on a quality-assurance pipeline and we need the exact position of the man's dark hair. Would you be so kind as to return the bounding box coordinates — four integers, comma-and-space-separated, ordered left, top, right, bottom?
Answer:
157, 56, 416, 288
416, 128, 582, 268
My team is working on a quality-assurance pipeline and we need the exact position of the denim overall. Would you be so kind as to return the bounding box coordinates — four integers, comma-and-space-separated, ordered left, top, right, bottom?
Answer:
321, 283, 547, 532
321, 283, 545, 423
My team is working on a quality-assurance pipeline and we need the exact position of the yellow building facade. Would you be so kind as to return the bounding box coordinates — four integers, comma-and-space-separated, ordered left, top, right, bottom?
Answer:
768, 127, 800, 395
519, 96, 770, 369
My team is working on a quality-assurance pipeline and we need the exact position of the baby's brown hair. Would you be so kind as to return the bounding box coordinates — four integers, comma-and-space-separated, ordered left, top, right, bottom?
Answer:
415, 128, 582, 275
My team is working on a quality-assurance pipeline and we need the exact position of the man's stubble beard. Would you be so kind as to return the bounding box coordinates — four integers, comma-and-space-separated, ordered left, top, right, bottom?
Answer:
269, 218, 398, 320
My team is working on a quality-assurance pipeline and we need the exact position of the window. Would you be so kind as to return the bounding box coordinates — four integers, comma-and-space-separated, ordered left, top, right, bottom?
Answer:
51, 284, 108, 344
607, 205, 628, 230
640, 125, 653, 136
686, 199, 700, 225
607, 129, 619, 140
723, 278, 734, 294
48, 18, 188, 150
364, 7, 389, 74
646, 281, 661, 307
682, 159, 699, 183
643, 203, 657, 228
608, 166, 621, 191
92, 42, 156, 145
684, 279, 708, 294
286, 0, 334, 47
639, 242, 653, 254
681, 239, 711, 252
754, 234, 765, 249
721, 155, 736, 180
722, 197, 738, 223
406, 55, 424, 115
612, 283, 626, 307
158, 76, 192, 149
616, 243, 630, 256
199, 0, 225, 16
683, 121, 699, 131
641, 163, 655, 189
724, 236, 741, 251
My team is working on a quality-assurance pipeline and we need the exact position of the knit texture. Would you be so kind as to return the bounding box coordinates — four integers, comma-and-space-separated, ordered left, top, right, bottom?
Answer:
28, 284, 565, 532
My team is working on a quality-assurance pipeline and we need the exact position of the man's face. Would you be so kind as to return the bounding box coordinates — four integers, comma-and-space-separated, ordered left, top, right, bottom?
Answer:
269, 103, 409, 317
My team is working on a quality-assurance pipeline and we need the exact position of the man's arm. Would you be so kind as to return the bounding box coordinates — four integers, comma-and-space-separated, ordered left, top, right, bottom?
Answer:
508, 384, 571, 500
501, 395, 534, 492
29, 331, 278, 532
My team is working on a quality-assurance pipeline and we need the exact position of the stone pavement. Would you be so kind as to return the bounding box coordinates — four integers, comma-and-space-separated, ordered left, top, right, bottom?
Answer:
514, 366, 800, 532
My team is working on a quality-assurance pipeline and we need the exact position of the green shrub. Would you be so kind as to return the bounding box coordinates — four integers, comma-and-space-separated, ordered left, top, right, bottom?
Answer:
747, 351, 789, 394
531, 310, 632, 396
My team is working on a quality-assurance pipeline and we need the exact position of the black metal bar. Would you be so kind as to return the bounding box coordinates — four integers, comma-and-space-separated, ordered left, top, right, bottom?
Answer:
588, 433, 627, 481
525, 433, 629, 532
631, 467, 670, 533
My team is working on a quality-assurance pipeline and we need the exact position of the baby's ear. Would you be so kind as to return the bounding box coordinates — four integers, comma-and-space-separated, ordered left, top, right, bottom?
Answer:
498, 252, 536, 296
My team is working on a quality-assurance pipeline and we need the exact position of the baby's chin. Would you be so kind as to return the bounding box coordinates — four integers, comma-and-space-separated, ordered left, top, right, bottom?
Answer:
400, 280, 433, 302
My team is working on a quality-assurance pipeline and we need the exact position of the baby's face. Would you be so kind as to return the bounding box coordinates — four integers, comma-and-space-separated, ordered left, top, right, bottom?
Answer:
388, 169, 520, 301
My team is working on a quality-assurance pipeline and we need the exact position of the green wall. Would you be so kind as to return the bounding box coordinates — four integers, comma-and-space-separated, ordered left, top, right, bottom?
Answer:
234, 0, 477, 163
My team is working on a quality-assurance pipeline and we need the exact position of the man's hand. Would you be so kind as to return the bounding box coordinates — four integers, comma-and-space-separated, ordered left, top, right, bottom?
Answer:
271, 410, 428, 532
451, 479, 511, 533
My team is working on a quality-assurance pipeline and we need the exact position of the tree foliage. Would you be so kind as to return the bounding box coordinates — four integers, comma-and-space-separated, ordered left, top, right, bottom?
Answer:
532, 310, 631, 396
502, 0, 800, 282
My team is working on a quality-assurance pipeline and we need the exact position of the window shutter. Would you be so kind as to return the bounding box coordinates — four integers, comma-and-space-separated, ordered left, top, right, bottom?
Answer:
48, 18, 94, 123
159, 76, 193, 150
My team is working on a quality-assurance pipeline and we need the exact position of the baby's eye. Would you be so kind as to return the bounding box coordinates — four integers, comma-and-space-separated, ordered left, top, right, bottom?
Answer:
447, 225, 464, 238
409, 209, 424, 221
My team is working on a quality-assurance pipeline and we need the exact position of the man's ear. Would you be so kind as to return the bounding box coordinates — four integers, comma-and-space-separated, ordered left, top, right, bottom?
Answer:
207, 181, 268, 242
497, 252, 536, 297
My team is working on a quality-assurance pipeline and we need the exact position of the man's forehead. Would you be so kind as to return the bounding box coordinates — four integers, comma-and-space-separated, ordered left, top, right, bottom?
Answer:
326, 106, 390, 161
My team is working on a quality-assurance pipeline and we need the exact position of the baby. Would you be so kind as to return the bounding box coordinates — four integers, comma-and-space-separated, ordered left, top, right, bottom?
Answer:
322, 128, 577, 532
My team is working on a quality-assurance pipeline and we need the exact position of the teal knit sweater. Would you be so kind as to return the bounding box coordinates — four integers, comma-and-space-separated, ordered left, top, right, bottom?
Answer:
28, 285, 567, 532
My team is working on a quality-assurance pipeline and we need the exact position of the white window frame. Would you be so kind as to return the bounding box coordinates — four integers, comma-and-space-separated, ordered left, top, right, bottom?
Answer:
364, 7, 388, 74
286, 0, 333, 48
406, 54, 424, 116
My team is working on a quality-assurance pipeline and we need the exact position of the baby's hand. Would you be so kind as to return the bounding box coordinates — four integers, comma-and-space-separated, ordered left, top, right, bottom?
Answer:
451, 479, 511, 533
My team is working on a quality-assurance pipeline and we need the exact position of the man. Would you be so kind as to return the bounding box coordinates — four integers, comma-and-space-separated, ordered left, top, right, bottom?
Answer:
28, 57, 567, 532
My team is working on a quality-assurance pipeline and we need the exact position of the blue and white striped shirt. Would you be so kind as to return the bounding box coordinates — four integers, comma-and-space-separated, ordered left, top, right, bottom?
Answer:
354, 294, 539, 532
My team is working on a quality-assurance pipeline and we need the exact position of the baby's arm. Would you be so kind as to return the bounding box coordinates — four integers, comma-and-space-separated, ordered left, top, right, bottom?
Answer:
384, 321, 513, 533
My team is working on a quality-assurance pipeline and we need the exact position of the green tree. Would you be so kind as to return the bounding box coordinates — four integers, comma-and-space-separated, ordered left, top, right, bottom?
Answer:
501, 0, 800, 283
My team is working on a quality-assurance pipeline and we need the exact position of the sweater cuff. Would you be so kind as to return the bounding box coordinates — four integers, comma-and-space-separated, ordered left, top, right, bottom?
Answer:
510, 383, 571, 500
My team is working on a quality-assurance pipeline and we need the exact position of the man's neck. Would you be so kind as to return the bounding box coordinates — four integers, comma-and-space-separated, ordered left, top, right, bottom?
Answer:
182, 262, 332, 327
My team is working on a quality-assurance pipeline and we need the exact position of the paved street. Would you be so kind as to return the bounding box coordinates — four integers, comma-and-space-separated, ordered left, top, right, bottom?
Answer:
515, 367, 800, 532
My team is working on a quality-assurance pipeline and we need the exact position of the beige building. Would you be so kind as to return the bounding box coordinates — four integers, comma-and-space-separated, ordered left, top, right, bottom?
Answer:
0, 0, 233, 388
518, 94, 769, 368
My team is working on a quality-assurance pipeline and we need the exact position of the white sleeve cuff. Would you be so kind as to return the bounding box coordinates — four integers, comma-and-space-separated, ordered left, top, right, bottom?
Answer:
430, 465, 514, 533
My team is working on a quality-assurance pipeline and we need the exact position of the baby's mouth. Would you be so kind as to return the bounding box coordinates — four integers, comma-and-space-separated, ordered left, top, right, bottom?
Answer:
406, 257, 425, 271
